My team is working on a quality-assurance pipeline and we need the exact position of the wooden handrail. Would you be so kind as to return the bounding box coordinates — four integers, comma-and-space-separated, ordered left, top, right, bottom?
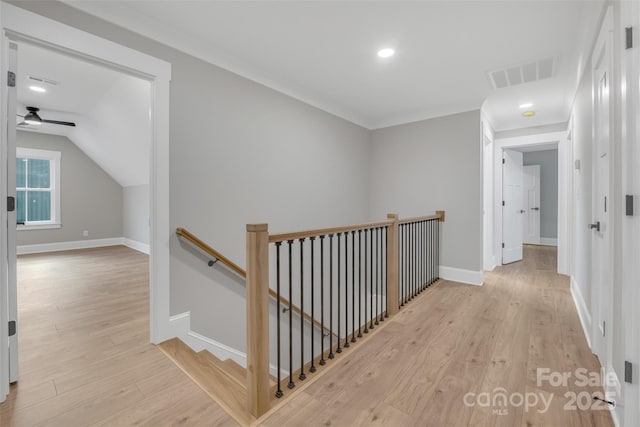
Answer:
269, 219, 394, 243
176, 227, 247, 278
397, 214, 441, 225
176, 227, 336, 339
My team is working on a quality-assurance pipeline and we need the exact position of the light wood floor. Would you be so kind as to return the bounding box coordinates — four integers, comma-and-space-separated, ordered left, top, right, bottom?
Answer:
258, 245, 614, 427
0, 245, 613, 427
0, 246, 238, 427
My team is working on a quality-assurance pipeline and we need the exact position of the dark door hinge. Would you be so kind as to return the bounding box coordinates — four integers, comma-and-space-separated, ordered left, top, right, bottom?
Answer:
502, 158, 505, 164
7, 71, 15, 87
7, 196, 15, 212
626, 27, 633, 49
502, 243, 505, 248
8, 321, 16, 337
502, 200, 505, 206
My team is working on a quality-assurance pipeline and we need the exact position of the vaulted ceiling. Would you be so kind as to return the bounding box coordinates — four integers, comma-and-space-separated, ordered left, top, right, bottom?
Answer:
64, 0, 605, 131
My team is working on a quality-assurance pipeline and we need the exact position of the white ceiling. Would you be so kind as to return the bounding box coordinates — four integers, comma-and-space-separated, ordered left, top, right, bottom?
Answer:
64, 0, 605, 131
16, 41, 151, 187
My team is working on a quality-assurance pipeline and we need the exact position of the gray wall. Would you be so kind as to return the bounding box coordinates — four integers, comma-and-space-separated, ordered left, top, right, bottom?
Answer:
123, 184, 149, 245
523, 149, 558, 239
370, 110, 483, 272
571, 61, 592, 313
9, 1, 372, 352
16, 131, 123, 245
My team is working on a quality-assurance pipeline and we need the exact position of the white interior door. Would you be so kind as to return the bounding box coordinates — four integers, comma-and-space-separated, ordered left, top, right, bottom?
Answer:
6, 40, 18, 385
502, 149, 524, 264
522, 165, 541, 245
591, 8, 613, 386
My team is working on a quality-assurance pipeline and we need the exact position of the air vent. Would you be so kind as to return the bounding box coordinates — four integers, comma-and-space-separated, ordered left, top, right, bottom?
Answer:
26, 75, 59, 86
488, 57, 556, 90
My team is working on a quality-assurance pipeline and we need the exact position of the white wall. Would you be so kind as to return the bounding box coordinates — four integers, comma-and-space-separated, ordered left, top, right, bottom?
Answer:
122, 184, 149, 249
370, 110, 483, 280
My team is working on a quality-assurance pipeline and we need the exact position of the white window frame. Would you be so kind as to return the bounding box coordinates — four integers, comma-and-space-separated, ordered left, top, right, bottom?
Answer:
16, 147, 61, 230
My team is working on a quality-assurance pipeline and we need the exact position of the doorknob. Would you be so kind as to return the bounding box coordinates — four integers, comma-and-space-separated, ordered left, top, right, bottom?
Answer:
531, 207, 540, 211
589, 221, 601, 232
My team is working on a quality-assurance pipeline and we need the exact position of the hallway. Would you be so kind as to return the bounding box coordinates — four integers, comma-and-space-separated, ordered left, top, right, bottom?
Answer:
259, 245, 614, 426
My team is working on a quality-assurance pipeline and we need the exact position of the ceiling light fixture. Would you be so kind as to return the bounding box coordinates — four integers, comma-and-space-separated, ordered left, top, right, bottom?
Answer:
522, 111, 536, 117
377, 48, 395, 58
29, 85, 47, 93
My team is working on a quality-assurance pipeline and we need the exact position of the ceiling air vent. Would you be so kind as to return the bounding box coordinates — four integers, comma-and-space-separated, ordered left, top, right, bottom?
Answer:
488, 57, 556, 90
26, 75, 60, 86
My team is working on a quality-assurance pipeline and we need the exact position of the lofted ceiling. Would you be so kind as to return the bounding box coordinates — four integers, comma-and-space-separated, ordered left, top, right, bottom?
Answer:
63, 0, 605, 131
16, 41, 151, 187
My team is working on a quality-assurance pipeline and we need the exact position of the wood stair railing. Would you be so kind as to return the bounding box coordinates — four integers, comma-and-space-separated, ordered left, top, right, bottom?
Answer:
176, 227, 337, 340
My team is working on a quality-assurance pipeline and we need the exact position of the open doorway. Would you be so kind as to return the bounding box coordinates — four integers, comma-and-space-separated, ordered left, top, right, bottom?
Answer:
1, 3, 171, 402
488, 130, 571, 274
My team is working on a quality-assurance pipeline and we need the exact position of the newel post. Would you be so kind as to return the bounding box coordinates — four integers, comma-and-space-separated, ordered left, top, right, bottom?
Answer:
386, 213, 400, 316
246, 223, 270, 417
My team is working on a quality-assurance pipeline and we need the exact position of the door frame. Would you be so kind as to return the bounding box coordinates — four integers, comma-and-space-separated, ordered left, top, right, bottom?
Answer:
493, 131, 570, 274
0, 3, 172, 401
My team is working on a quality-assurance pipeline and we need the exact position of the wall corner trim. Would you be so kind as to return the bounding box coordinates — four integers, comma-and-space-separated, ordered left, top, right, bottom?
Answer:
570, 276, 592, 349
438, 266, 483, 286
123, 238, 150, 254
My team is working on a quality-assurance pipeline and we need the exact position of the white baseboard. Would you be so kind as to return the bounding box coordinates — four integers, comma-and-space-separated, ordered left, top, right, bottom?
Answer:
123, 238, 150, 254
439, 266, 483, 286
539, 238, 558, 246
17, 237, 124, 255
570, 276, 592, 349
168, 312, 281, 377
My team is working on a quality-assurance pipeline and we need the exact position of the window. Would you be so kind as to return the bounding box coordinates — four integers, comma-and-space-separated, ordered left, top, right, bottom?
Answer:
16, 148, 61, 230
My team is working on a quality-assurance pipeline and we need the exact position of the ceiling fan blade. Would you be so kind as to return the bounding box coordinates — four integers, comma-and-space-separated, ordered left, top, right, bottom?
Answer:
42, 119, 76, 127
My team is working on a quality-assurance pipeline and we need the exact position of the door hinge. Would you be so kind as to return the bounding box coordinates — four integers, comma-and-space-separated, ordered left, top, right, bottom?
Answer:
7, 196, 15, 212
626, 27, 633, 49
625, 361, 633, 384
502, 243, 505, 248
602, 321, 606, 337
502, 201, 505, 206
8, 321, 16, 337
7, 71, 15, 87
502, 158, 505, 164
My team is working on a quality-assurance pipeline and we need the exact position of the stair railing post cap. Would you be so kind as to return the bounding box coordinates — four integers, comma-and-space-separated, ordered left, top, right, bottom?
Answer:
247, 224, 268, 232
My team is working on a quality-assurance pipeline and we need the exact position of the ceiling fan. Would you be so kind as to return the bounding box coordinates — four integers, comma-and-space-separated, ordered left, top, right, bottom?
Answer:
17, 106, 76, 127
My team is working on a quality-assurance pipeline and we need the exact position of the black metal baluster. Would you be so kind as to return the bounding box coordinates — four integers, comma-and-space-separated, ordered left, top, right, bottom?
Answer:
364, 229, 369, 333
310, 237, 316, 373
351, 230, 356, 342
420, 220, 424, 292
412, 222, 416, 299
344, 232, 350, 348
275, 242, 283, 398
329, 234, 334, 359
378, 227, 383, 322
436, 218, 440, 279
358, 230, 363, 337
384, 226, 389, 318
400, 224, 405, 306
375, 227, 380, 325
370, 227, 375, 330
337, 233, 342, 354
320, 235, 326, 366
299, 239, 306, 381
287, 240, 295, 389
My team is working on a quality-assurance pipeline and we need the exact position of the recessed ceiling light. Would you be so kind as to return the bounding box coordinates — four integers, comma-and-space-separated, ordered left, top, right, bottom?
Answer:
377, 48, 395, 58
519, 102, 533, 109
522, 111, 536, 117
29, 85, 46, 93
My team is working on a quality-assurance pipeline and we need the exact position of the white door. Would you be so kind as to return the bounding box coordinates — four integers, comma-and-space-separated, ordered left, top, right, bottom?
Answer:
1, 37, 18, 401
522, 165, 541, 245
502, 149, 524, 264
591, 7, 613, 390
